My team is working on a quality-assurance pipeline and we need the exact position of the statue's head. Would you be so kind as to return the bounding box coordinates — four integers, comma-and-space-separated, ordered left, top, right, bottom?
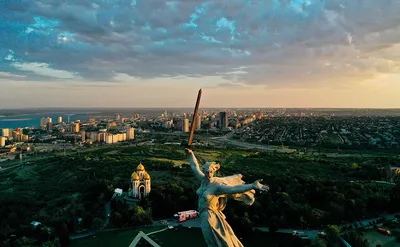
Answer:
202, 162, 220, 180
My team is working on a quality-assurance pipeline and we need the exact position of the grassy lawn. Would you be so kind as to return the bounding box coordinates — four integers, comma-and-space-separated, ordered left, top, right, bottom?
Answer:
149, 157, 186, 167
70, 227, 164, 247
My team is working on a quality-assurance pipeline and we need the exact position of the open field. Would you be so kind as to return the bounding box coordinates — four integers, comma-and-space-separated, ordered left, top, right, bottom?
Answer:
149, 157, 186, 167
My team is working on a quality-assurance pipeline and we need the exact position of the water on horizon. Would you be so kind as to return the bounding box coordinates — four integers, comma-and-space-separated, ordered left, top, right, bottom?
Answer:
0, 113, 92, 129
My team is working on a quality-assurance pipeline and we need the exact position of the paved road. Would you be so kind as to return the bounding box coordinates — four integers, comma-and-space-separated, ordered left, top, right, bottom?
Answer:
255, 212, 400, 240
0, 164, 21, 174
341, 213, 398, 229
210, 138, 295, 153
155, 131, 295, 153
104, 202, 111, 227
147, 227, 169, 236
152, 217, 201, 228
351, 180, 396, 186
255, 227, 320, 239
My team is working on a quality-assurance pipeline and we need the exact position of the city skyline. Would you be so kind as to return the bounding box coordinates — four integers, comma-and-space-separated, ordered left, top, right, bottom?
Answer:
2, 0, 400, 108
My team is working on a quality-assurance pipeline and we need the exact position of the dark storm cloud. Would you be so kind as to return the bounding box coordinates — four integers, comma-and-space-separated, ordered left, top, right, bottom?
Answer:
1, 0, 400, 86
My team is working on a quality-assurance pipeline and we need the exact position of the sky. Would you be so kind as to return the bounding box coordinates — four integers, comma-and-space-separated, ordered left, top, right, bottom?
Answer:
1, 0, 400, 108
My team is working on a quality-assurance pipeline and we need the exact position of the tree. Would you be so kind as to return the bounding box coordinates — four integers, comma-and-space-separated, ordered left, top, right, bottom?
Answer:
40, 238, 61, 247
92, 218, 104, 230
269, 216, 280, 232
15, 237, 36, 247
110, 212, 123, 228
310, 239, 327, 247
325, 225, 340, 242
391, 229, 400, 240
342, 231, 369, 247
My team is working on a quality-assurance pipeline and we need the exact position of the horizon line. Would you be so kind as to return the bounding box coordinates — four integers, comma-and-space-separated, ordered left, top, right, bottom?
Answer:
1, 107, 400, 110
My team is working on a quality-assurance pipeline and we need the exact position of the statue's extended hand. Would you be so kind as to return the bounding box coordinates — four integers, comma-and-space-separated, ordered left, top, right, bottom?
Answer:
253, 179, 269, 192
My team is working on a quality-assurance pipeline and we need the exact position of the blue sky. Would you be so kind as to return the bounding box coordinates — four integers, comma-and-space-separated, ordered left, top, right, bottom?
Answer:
1, 0, 400, 108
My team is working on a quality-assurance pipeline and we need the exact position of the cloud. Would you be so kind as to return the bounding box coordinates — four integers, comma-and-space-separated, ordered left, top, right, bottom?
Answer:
0, 0, 399, 87
12, 62, 79, 79
0, 72, 26, 79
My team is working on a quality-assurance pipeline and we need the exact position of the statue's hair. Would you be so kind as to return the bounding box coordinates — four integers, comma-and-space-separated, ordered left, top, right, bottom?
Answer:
203, 162, 220, 172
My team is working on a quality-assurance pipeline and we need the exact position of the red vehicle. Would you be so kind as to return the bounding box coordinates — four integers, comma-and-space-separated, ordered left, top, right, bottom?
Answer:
174, 210, 199, 223
377, 228, 391, 236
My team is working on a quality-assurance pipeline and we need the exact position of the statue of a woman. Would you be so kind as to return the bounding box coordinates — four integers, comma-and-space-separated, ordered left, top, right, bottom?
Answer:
186, 148, 269, 247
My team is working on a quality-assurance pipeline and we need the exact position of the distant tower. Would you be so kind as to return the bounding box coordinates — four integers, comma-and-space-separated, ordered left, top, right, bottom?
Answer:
126, 127, 135, 140
182, 119, 189, 133
219, 112, 228, 130
68, 116, 71, 123
195, 114, 201, 130
58, 116, 63, 124
40, 117, 52, 127
81, 131, 86, 142
0, 137, 5, 147
130, 162, 151, 199
0, 128, 10, 137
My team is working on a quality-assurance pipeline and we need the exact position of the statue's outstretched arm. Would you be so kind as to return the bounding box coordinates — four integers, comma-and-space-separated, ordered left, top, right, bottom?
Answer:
186, 149, 205, 180
215, 179, 269, 196
215, 183, 254, 196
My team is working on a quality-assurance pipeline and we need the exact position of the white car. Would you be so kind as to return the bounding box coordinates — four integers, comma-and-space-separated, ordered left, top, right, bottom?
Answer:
168, 226, 174, 229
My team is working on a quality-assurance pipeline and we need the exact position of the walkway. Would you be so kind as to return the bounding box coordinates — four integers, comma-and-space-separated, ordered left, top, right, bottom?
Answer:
128, 229, 167, 247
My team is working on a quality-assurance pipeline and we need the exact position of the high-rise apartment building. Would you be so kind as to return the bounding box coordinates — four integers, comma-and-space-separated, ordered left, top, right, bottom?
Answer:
81, 131, 86, 142
219, 112, 228, 130
182, 119, 190, 133
99, 132, 107, 142
58, 116, 63, 123
69, 123, 80, 133
126, 128, 135, 140
196, 115, 201, 130
90, 132, 98, 142
40, 117, 52, 127
105, 135, 113, 144
0, 136, 6, 147
0, 128, 10, 137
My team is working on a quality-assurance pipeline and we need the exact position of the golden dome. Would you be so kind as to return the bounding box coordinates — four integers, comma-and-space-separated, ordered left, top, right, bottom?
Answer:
137, 163, 145, 171
144, 172, 151, 180
131, 172, 140, 180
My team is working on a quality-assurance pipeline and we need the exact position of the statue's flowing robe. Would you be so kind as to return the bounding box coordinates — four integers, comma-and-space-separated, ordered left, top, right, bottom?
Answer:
198, 174, 255, 247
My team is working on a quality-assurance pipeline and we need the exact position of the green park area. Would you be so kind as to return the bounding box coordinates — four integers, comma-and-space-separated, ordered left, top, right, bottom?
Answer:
1, 142, 400, 246
71, 227, 299, 247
